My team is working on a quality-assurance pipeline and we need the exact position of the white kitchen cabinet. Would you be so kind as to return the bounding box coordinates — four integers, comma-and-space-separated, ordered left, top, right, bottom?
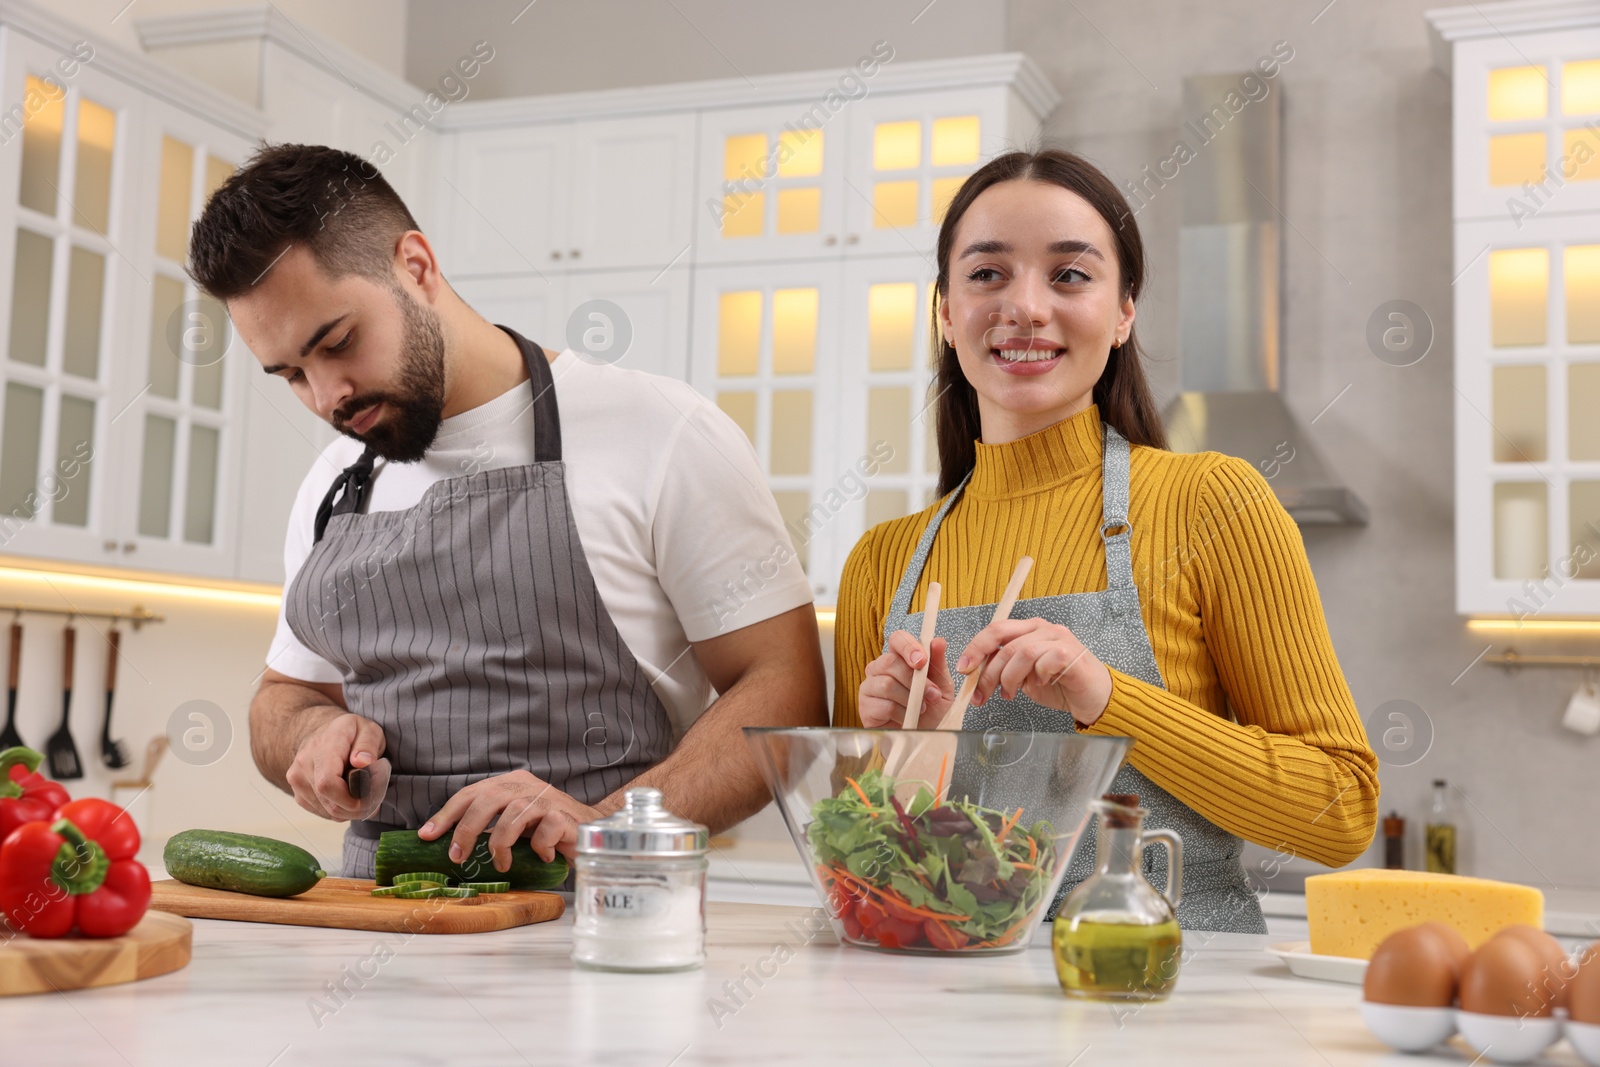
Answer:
692, 103, 850, 265
441, 124, 570, 276
0, 23, 258, 579
566, 114, 698, 272
690, 260, 847, 596
441, 113, 697, 277
1429, 6, 1600, 615
840, 88, 1011, 259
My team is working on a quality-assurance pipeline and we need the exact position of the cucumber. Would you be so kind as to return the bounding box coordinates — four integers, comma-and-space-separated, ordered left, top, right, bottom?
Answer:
374, 830, 568, 890
164, 830, 326, 898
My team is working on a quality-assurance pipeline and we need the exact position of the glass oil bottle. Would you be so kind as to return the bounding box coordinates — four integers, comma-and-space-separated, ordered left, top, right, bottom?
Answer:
1052, 794, 1183, 1002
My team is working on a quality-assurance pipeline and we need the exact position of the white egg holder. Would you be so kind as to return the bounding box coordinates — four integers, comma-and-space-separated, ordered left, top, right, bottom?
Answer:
1363, 1002, 1600, 1065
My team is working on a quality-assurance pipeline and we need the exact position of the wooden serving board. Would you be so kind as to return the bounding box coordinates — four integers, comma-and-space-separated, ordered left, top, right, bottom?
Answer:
0, 911, 192, 996
149, 877, 565, 934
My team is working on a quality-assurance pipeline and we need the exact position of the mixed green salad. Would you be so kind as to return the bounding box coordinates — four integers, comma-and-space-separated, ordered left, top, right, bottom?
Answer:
806, 767, 1057, 950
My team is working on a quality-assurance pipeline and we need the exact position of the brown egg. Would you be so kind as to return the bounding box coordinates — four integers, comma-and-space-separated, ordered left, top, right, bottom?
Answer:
1460, 934, 1555, 1018
1414, 921, 1472, 980
1492, 925, 1573, 1012
1569, 943, 1600, 1025
1364, 925, 1461, 1007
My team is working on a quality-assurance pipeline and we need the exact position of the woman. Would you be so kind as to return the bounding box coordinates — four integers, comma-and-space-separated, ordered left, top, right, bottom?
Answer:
833, 149, 1378, 933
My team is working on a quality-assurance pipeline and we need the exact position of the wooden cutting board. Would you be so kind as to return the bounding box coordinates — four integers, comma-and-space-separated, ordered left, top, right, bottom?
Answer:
0, 911, 192, 996
149, 877, 565, 934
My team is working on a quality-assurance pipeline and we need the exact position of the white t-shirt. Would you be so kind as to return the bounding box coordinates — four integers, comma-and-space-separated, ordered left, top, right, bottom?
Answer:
265, 348, 815, 733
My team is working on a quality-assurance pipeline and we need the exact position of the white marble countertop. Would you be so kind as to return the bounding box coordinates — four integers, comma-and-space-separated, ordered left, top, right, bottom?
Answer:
5, 897, 1566, 1067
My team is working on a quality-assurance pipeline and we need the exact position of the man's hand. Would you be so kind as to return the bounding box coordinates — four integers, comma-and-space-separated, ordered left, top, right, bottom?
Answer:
418, 770, 599, 869
283, 711, 391, 822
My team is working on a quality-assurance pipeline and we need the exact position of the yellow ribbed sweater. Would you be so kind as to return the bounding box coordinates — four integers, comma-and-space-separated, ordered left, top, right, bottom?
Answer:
833, 404, 1379, 868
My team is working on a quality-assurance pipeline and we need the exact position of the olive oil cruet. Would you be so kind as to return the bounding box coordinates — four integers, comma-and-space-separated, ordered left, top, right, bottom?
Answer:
1052, 793, 1184, 1001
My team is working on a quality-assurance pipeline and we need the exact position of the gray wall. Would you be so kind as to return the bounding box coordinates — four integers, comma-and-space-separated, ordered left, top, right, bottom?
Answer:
412, 0, 1600, 889
404, 0, 1006, 96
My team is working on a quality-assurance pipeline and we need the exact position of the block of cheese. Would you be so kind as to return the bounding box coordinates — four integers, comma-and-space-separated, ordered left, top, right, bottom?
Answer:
1305, 869, 1544, 959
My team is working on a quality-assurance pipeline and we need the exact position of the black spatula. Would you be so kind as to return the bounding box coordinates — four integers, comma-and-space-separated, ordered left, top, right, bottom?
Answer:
100, 628, 127, 770
45, 622, 81, 780
0, 622, 22, 750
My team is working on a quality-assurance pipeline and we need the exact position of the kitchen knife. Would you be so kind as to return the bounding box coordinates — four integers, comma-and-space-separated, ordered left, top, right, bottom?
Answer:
345, 764, 370, 800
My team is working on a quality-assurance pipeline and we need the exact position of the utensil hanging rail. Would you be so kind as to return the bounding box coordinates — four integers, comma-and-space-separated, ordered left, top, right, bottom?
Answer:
1487, 649, 1600, 671
0, 604, 163, 630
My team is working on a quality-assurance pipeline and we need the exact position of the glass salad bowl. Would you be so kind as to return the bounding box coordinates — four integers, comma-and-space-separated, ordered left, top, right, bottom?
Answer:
743, 727, 1130, 956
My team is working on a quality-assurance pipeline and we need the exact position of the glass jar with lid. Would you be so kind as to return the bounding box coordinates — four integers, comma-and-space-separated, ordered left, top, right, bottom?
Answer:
571, 787, 708, 972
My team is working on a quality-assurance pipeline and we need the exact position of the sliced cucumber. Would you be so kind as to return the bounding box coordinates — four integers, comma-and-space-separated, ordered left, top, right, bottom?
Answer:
397, 887, 443, 899
438, 887, 479, 898
461, 881, 510, 894
370, 885, 406, 897
393, 871, 452, 885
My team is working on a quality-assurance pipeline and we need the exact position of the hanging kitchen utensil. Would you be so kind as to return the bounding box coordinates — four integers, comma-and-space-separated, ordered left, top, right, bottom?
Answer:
100, 628, 128, 769
0, 620, 22, 750
45, 620, 82, 780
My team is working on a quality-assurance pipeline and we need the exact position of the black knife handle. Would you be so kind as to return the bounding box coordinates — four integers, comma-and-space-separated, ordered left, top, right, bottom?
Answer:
346, 765, 370, 800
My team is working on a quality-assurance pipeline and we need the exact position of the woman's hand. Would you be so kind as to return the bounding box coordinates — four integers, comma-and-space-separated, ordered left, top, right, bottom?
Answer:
956, 619, 1113, 726
858, 631, 955, 728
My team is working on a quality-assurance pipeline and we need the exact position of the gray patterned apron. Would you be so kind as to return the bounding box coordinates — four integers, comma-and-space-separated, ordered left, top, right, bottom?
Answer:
884, 421, 1266, 933
284, 327, 675, 878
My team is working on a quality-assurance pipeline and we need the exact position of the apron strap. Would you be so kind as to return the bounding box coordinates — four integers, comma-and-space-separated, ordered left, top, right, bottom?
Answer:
308, 327, 560, 545
1099, 423, 1135, 591
885, 418, 1138, 618
312, 447, 376, 545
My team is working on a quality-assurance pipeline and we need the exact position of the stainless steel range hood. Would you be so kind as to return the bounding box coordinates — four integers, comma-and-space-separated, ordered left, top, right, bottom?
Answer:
1161, 73, 1368, 526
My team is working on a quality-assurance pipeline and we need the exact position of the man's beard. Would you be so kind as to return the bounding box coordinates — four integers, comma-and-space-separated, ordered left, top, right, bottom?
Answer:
332, 288, 446, 463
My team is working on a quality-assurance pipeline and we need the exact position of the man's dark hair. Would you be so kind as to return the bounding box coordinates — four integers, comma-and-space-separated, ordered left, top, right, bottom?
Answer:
188, 143, 420, 301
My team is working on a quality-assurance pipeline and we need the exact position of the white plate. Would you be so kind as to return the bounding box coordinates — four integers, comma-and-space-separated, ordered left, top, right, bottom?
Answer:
1266, 941, 1368, 984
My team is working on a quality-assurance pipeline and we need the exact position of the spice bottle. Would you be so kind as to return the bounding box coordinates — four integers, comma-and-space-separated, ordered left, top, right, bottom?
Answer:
572, 787, 708, 972
1383, 811, 1406, 870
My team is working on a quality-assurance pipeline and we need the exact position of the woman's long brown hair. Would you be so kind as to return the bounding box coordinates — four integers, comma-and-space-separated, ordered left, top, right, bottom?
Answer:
932, 149, 1168, 497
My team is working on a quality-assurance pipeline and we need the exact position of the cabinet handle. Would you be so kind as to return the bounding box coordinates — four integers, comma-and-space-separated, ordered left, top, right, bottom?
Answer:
551, 250, 563, 261
102, 540, 117, 553
824, 235, 838, 246
121, 542, 136, 554
569, 249, 581, 259
846, 234, 859, 245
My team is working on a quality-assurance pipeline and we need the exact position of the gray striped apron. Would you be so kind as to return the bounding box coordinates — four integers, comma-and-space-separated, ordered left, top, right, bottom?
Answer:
884, 422, 1266, 933
284, 327, 675, 878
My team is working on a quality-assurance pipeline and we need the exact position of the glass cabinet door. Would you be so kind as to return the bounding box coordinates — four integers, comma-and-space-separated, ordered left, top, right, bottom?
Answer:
693, 104, 849, 265
842, 88, 1005, 259
116, 97, 252, 578
689, 262, 844, 596
0, 38, 134, 564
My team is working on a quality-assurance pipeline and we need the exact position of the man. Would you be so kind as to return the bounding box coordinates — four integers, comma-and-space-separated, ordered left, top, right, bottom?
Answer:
189, 144, 827, 879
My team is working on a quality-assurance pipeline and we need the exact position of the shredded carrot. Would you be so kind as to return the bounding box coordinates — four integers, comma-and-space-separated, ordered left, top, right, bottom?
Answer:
1011, 863, 1038, 871
828, 866, 971, 922
975, 909, 1038, 949
933, 754, 949, 806
996, 806, 1023, 845
844, 776, 878, 817
1027, 835, 1037, 864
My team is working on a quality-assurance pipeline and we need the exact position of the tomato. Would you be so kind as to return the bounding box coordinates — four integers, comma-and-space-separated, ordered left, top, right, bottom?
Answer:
856, 899, 886, 932
841, 908, 865, 940
924, 919, 971, 951
873, 916, 925, 949
881, 896, 925, 926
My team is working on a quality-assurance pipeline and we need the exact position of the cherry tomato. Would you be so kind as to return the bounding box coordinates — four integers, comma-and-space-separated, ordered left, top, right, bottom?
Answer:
842, 908, 865, 940
874, 916, 925, 949
881, 896, 925, 925
856, 899, 886, 932
925, 920, 971, 951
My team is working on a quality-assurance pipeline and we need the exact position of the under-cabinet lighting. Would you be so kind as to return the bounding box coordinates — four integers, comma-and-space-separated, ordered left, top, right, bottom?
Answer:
1467, 617, 1600, 634
0, 564, 281, 610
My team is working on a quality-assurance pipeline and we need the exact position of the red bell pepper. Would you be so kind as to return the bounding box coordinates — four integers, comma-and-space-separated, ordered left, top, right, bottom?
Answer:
0, 797, 149, 938
0, 746, 70, 841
